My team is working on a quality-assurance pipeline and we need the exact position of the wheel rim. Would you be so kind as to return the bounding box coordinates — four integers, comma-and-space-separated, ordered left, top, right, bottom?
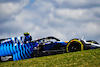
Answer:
68, 41, 81, 52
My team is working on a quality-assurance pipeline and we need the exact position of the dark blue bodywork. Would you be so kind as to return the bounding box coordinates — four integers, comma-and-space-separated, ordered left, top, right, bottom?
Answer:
0, 36, 67, 61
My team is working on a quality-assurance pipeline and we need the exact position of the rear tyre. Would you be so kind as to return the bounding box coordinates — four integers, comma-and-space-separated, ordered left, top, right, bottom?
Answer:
66, 39, 87, 52
0, 57, 1, 62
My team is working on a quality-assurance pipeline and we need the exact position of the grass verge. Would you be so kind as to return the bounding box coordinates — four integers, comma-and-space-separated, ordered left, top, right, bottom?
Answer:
0, 49, 100, 67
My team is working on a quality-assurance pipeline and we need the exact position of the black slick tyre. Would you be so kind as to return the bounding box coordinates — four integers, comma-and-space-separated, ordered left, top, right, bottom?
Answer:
66, 39, 87, 52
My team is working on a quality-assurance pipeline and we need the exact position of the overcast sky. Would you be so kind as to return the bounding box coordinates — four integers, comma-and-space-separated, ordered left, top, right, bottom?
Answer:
0, 0, 100, 42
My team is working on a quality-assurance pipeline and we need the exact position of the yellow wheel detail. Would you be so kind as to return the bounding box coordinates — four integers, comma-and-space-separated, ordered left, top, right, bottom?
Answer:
66, 39, 84, 52
43, 43, 45, 45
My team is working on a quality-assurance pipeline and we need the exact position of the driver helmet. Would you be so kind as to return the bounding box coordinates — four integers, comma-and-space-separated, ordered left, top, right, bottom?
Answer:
24, 32, 29, 36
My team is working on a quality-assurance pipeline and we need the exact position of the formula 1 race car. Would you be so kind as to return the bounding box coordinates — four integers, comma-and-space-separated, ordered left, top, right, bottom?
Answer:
0, 36, 100, 61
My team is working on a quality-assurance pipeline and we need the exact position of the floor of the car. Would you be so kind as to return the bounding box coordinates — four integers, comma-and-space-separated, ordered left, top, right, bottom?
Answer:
32, 49, 66, 57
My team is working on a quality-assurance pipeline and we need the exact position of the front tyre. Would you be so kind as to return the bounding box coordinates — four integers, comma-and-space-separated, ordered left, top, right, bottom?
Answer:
66, 39, 86, 52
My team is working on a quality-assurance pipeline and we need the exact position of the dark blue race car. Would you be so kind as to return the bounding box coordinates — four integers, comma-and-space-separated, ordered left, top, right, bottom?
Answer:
0, 36, 100, 61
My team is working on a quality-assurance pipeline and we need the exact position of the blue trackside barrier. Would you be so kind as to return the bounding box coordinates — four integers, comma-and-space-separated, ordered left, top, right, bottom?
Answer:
0, 36, 35, 61
13, 43, 34, 61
